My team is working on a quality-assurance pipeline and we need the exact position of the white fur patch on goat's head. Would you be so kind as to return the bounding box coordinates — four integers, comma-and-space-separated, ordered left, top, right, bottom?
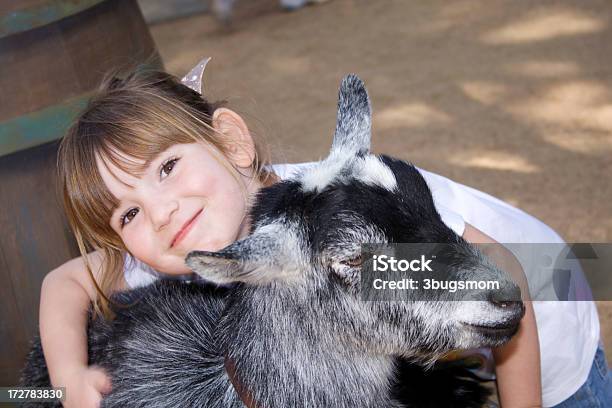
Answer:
301, 154, 397, 193
355, 156, 397, 190
300, 74, 396, 193
300, 152, 353, 193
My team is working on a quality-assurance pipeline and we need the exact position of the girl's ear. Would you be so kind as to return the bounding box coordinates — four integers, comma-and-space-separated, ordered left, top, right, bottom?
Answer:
212, 108, 256, 168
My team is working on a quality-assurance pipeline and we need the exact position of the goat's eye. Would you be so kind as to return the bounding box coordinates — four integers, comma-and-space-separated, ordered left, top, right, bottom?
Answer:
340, 255, 363, 268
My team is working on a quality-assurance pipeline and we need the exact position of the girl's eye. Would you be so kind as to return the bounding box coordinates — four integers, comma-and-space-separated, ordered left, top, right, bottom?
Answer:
160, 157, 179, 179
120, 208, 139, 227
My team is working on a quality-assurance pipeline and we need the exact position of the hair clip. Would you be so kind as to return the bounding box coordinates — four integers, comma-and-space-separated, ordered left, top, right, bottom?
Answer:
181, 57, 212, 95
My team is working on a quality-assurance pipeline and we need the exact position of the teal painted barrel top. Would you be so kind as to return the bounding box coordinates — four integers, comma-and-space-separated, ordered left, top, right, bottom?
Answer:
0, 95, 91, 157
0, 0, 105, 39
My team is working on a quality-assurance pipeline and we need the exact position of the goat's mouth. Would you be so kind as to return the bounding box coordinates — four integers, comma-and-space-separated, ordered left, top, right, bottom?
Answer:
463, 320, 519, 334
458, 299, 525, 343
460, 319, 521, 341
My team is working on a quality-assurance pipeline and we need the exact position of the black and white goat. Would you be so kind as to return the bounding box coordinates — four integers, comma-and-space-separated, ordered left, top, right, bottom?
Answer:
21, 75, 524, 408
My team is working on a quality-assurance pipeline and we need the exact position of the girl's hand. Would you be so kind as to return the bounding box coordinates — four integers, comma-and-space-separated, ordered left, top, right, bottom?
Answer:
63, 366, 111, 408
39, 252, 120, 408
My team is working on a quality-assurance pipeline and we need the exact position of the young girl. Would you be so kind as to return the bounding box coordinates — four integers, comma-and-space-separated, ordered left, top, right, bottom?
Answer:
39, 65, 607, 408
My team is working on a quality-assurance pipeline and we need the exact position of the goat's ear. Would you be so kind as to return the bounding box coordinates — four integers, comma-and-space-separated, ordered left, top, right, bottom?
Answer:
330, 74, 372, 157
185, 229, 300, 285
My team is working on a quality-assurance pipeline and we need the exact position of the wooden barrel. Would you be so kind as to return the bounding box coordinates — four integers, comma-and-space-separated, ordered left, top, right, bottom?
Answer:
0, 0, 161, 386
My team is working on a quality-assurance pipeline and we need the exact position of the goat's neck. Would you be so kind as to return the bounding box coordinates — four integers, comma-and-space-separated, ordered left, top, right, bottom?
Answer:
222, 286, 402, 408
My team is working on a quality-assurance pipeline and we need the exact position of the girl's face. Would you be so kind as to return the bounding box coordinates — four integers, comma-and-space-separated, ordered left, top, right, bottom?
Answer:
98, 141, 260, 275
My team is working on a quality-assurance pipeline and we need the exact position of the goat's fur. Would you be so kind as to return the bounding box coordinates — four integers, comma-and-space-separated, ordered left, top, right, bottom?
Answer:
21, 75, 524, 408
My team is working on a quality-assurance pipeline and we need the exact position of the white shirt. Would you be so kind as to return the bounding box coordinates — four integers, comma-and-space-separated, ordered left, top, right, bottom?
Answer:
125, 162, 600, 407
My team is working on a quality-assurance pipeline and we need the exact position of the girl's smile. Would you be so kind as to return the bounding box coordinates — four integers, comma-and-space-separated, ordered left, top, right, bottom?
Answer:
170, 208, 204, 249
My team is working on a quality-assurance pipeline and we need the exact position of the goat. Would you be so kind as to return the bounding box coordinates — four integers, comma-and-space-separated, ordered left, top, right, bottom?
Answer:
21, 75, 524, 408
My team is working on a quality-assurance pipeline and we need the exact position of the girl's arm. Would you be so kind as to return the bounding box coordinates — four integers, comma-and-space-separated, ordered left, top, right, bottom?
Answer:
492, 300, 541, 408
463, 223, 542, 408
39, 251, 123, 407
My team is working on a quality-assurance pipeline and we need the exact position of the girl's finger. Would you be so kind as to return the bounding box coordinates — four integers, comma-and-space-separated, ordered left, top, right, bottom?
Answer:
90, 368, 112, 394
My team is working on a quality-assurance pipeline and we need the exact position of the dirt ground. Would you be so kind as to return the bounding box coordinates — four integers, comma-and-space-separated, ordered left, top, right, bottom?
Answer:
149, 0, 612, 354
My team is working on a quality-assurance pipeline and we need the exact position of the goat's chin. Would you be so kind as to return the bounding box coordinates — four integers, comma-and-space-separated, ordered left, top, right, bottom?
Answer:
456, 321, 520, 348
450, 299, 525, 348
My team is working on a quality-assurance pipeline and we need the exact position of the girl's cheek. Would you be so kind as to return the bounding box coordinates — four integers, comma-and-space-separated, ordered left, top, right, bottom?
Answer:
122, 227, 147, 256
196, 168, 220, 194
197, 179, 210, 196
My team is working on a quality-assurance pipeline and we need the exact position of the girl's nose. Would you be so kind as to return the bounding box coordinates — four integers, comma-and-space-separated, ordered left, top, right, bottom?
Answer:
149, 199, 179, 231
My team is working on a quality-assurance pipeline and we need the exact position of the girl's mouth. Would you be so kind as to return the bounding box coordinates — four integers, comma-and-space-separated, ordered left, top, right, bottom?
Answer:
171, 208, 204, 248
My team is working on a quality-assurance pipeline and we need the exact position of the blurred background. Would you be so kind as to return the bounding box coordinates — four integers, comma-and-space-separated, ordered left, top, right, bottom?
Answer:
1, 0, 610, 387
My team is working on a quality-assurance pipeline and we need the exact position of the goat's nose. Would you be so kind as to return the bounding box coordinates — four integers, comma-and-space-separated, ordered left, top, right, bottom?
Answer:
487, 285, 524, 315
489, 300, 525, 319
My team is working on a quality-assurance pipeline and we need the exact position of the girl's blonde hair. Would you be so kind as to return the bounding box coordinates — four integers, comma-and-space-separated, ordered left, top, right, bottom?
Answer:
58, 68, 272, 319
